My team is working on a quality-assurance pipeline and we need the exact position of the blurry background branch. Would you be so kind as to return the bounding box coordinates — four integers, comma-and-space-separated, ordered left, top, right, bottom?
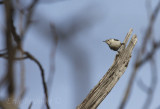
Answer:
24, 52, 50, 109
0, 0, 50, 109
0, 51, 50, 109
136, 51, 158, 109
21, 0, 39, 39
4, 0, 16, 99
47, 23, 58, 92
0, 0, 17, 109
119, 1, 160, 109
0, 1, 3, 4
142, 58, 157, 109
28, 102, 33, 109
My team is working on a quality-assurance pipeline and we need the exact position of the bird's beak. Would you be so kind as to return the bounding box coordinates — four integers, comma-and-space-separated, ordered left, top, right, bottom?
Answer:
102, 41, 106, 42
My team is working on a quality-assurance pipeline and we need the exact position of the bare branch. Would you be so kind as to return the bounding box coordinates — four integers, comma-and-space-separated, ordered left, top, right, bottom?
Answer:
119, 41, 160, 109
28, 102, 33, 109
141, 1, 160, 53
40, 23, 59, 109
4, 0, 16, 98
0, 53, 28, 60
118, 28, 133, 52
10, 16, 22, 49
141, 58, 157, 109
0, 51, 50, 109
24, 52, 50, 109
123, 28, 133, 46
136, 41, 160, 67
77, 29, 137, 109
22, 0, 39, 39
47, 23, 58, 90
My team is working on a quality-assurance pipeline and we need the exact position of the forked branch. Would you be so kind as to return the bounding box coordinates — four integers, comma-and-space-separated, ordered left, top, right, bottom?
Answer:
77, 28, 137, 109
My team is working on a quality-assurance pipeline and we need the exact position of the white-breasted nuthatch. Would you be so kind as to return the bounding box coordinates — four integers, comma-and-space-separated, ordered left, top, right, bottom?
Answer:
103, 39, 123, 51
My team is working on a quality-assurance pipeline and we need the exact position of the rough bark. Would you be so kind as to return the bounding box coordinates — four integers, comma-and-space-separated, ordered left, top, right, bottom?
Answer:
77, 28, 137, 109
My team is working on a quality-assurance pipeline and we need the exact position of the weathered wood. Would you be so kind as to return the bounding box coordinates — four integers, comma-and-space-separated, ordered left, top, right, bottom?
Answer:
76, 28, 137, 109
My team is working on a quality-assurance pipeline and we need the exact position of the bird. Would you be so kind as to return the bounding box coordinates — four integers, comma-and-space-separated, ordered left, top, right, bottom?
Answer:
103, 39, 123, 51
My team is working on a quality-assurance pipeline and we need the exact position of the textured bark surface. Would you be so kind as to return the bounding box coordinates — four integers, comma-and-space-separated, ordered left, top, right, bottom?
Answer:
77, 28, 137, 109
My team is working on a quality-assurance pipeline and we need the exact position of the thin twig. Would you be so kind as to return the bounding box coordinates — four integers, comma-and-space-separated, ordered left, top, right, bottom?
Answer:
28, 102, 33, 109
0, 50, 50, 109
136, 41, 160, 67
21, 0, 39, 39
47, 23, 58, 91
10, 16, 22, 49
0, 53, 28, 60
141, 58, 157, 109
40, 23, 58, 109
24, 52, 50, 109
136, 57, 158, 109
119, 42, 160, 109
141, 1, 160, 53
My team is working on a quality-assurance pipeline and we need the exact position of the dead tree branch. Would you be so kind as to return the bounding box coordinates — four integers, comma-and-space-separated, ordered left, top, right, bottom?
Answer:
76, 28, 137, 109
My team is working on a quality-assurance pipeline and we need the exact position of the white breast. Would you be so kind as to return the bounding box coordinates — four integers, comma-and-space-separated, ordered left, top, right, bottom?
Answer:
110, 39, 121, 48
